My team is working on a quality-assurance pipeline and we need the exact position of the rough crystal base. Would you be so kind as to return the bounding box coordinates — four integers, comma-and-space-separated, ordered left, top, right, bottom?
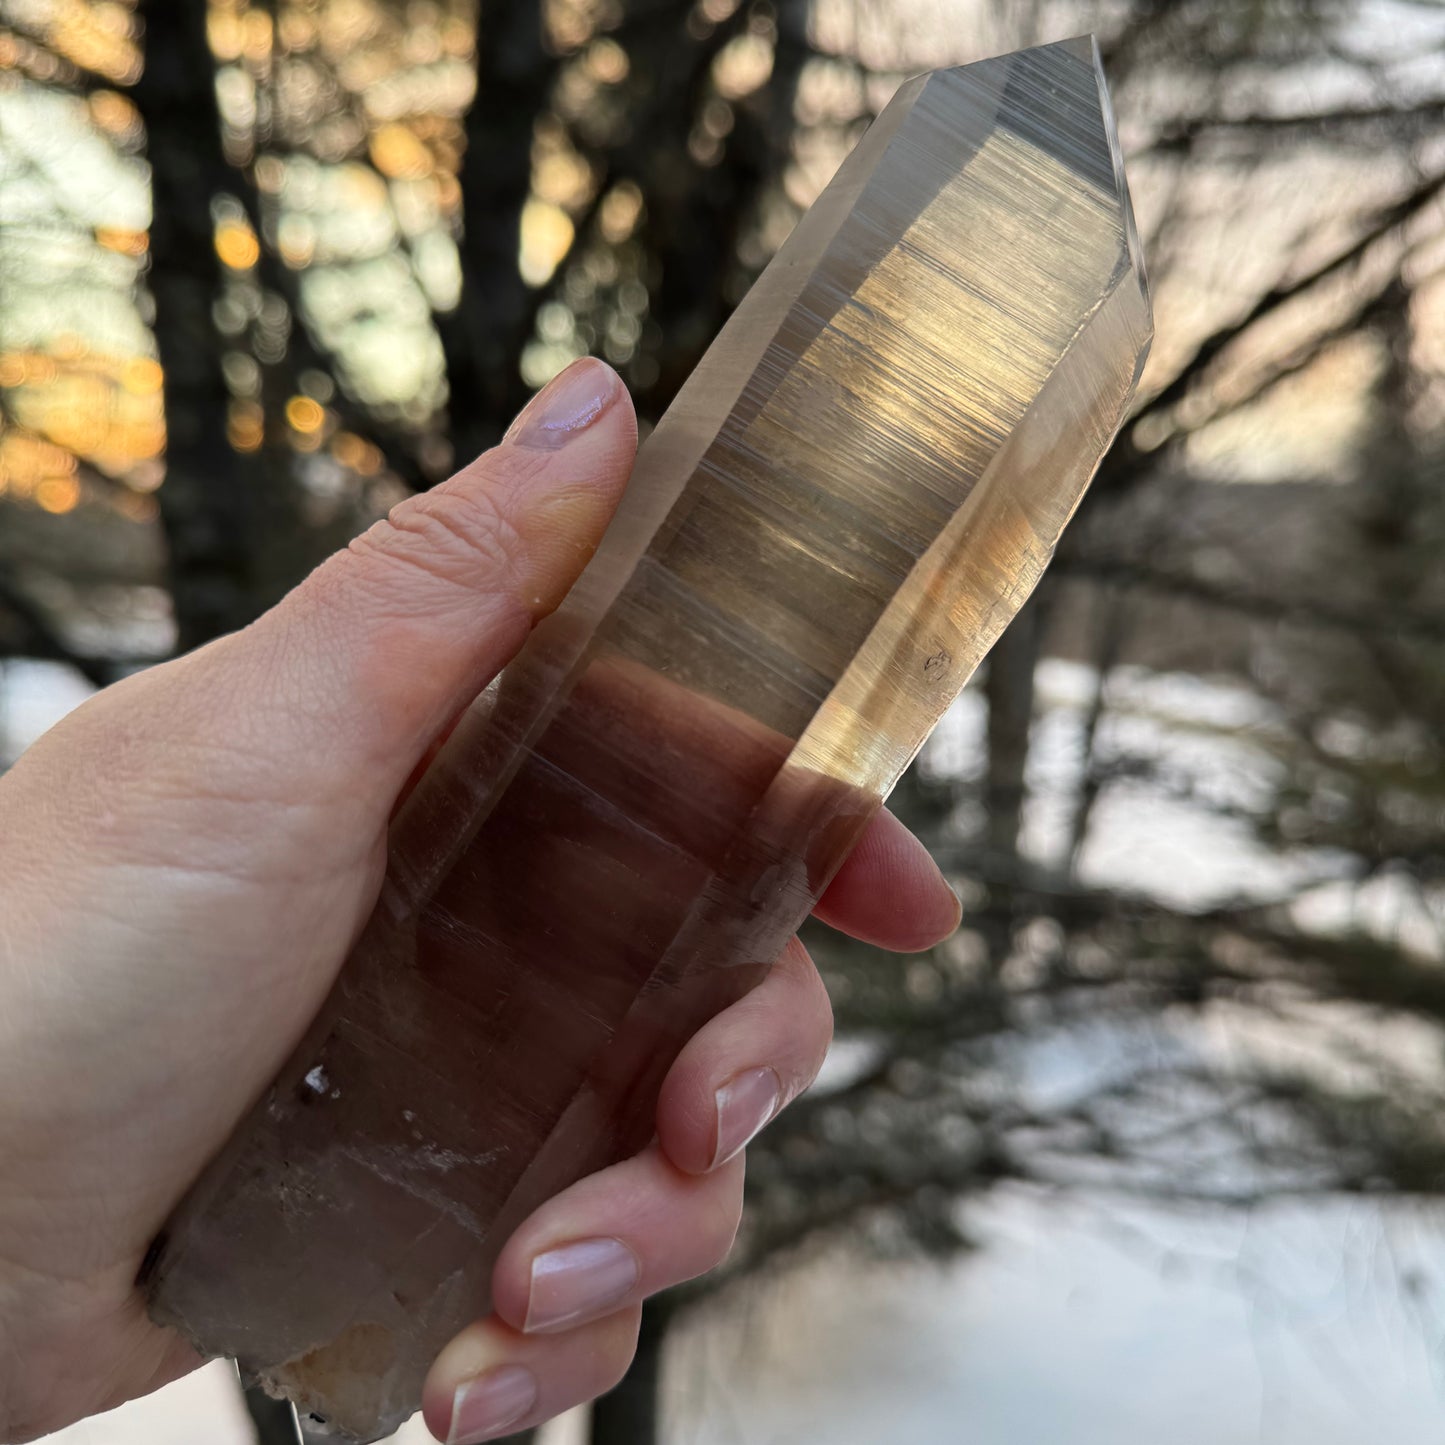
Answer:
146, 36, 1151, 1440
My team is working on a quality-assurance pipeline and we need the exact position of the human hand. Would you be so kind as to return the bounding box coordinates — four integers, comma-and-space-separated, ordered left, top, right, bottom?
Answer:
0, 359, 959, 1443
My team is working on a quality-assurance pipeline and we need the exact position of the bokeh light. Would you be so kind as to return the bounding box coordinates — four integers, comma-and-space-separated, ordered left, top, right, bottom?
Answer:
284, 394, 326, 433
35, 474, 82, 514
518, 198, 577, 286
215, 220, 261, 270
226, 400, 264, 452
9, 0, 142, 85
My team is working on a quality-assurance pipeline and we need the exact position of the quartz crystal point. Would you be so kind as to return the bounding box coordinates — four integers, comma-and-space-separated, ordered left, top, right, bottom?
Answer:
147, 36, 1150, 1440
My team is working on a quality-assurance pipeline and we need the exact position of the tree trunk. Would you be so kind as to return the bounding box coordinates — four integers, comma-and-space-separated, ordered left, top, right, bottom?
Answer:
1061, 583, 1129, 879
983, 597, 1040, 867
440, 0, 553, 464
588, 1298, 669, 1445
619, 0, 784, 415
977, 595, 1043, 971
132, 2, 261, 652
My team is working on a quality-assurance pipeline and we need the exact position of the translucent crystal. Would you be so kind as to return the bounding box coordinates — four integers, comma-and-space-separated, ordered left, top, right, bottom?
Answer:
146, 36, 1151, 1440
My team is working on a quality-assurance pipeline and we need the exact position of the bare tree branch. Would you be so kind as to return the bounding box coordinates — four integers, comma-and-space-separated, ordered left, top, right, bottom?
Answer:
1133, 169, 1445, 442
1055, 553, 1445, 647
1139, 97, 1445, 158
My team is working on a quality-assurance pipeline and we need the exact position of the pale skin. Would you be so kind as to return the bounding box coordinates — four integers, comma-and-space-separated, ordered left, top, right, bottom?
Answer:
0, 358, 960, 1445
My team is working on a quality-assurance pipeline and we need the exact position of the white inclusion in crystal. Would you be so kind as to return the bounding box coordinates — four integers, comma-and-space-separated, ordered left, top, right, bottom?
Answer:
304, 1066, 330, 1094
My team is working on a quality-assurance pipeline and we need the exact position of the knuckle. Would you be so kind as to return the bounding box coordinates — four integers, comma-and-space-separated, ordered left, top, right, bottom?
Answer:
456, 443, 555, 493
807, 964, 836, 1053
600, 1350, 635, 1398
592, 1310, 643, 1395
348, 484, 531, 613
765, 946, 835, 1072
700, 1175, 745, 1263
785, 943, 836, 1060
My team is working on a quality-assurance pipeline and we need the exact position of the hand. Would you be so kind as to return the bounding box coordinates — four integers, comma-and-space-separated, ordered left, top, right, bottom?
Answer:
0, 359, 959, 1444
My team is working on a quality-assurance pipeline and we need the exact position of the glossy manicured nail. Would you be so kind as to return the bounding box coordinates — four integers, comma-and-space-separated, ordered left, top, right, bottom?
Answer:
504, 357, 619, 449
446, 1364, 538, 1444
523, 1236, 641, 1334
712, 1065, 782, 1169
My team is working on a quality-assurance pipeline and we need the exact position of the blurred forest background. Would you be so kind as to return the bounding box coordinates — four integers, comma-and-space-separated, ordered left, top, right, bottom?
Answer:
3, 0, 1445, 1442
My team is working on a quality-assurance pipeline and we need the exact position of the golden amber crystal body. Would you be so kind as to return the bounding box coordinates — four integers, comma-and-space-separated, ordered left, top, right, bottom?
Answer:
148, 37, 1151, 1439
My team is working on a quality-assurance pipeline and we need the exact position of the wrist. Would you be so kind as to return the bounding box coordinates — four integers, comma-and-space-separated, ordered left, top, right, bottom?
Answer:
0, 1227, 98, 1442
0, 1260, 36, 1443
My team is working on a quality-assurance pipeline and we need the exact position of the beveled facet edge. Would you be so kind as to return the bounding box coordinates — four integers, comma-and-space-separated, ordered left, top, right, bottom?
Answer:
1079, 33, 1150, 302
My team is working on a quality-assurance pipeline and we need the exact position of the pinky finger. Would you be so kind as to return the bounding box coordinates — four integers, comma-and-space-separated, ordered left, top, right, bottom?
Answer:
421, 1308, 640, 1443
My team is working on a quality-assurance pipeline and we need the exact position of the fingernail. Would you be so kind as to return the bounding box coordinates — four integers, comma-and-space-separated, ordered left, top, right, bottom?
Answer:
524, 1236, 640, 1334
504, 357, 619, 450
446, 1364, 538, 1444
711, 1066, 782, 1169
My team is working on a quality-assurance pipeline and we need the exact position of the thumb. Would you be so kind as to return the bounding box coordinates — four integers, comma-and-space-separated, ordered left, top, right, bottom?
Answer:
244, 358, 636, 797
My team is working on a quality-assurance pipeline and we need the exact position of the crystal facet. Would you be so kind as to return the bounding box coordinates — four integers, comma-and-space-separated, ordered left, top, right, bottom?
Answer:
147, 38, 1151, 1440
